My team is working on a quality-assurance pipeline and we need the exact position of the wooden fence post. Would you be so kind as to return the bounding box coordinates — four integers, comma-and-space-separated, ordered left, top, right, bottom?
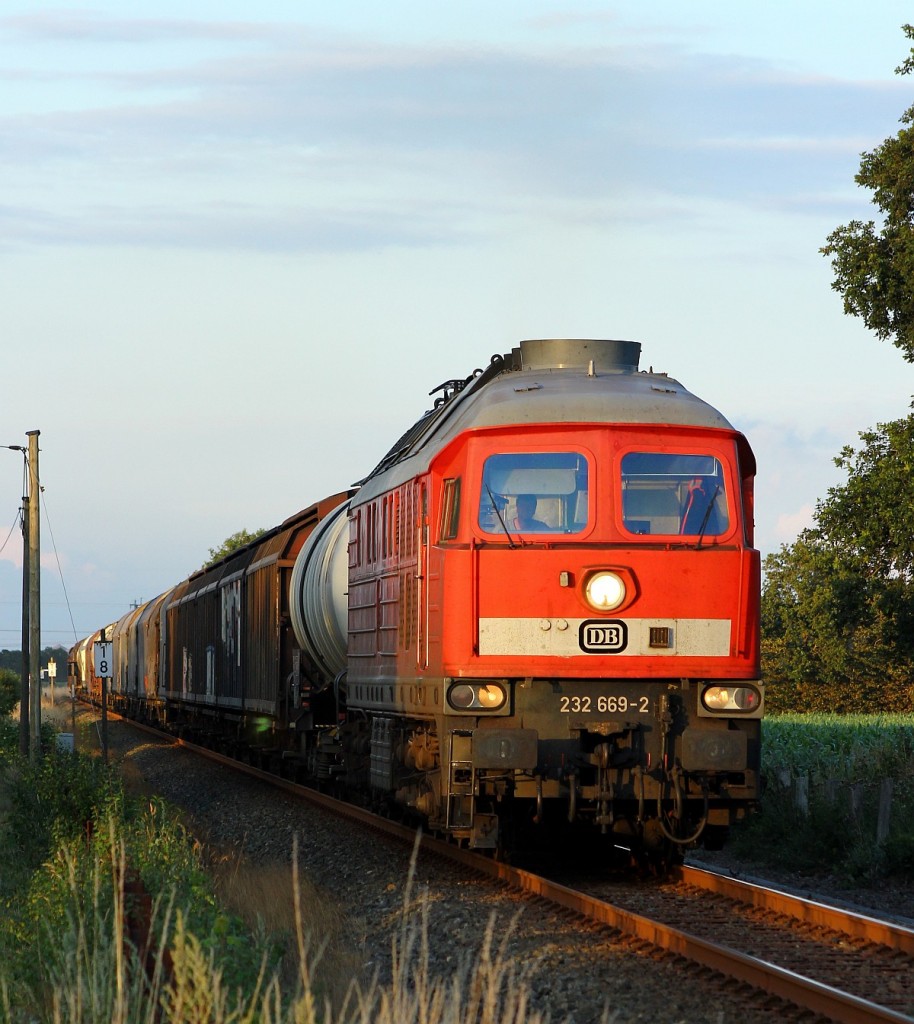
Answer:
849, 782, 864, 823
795, 774, 809, 817
877, 778, 893, 845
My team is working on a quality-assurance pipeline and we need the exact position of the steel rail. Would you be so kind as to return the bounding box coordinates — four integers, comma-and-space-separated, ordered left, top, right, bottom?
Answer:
677, 863, 914, 955
103, 716, 914, 1024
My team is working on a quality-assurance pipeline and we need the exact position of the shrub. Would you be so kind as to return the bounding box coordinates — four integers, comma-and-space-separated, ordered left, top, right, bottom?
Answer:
1, 745, 118, 880
0, 670, 19, 719
0, 763, 282, 1019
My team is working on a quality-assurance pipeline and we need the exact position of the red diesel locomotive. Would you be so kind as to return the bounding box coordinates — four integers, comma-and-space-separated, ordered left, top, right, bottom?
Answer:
71, 338, 762, 863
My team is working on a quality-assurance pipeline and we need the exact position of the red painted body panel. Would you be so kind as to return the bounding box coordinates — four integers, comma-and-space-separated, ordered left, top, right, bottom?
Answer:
431, 544, 760, 680
351, 420, 760, 685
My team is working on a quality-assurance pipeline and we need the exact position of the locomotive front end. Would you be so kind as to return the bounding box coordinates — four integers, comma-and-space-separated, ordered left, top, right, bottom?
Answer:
423, 340, 763, 859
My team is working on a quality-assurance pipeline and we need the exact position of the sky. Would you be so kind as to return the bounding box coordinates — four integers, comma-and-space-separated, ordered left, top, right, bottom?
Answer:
2, 1, 914, 652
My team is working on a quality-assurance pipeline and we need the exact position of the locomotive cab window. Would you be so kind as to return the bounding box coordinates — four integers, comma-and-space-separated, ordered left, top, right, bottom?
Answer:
439, 478, 461, 541
621, 452, 730, 537
478, 452, 588, 535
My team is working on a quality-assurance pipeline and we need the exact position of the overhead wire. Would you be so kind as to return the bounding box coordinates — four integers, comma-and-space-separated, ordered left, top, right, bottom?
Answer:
0, 508, 22, 559
0, 445, 27, 560
41, 489, 80, 647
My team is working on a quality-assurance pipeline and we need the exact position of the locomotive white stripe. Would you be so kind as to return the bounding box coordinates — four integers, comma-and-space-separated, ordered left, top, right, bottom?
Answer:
477, 617, 731, 658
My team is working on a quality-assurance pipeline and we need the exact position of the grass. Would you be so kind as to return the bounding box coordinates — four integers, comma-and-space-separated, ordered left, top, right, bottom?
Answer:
0, 713, 355, 1021
729, 713, 914, 881
0, 816, 560, 1024
0, 708, 583, 1024
207, 852, 361, 1010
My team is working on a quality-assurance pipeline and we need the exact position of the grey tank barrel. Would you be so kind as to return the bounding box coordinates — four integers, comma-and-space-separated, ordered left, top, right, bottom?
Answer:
289, 500, 351, 682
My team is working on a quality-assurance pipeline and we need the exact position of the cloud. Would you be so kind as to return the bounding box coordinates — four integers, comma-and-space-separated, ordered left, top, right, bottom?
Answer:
0, 12, 276, 45
0, 198, 486, 253
774, 504, 816, 543
0, 547, 22, 570
0, 14, 907, 258
697, 135, 878, 155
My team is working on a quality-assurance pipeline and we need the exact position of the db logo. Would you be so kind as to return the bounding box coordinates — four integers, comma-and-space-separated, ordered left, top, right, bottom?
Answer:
579, 620, 628, 654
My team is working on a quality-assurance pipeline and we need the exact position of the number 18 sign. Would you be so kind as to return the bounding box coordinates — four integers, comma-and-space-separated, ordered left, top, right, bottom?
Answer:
94, 640, 113, 679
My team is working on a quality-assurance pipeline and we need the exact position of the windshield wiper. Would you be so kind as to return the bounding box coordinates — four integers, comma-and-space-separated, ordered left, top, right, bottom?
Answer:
484, 483, 519, 548
695, 484, 721, 549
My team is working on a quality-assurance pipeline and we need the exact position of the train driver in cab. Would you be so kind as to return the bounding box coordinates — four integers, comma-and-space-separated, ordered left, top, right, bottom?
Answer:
680, 475, 727, 536
513, 493, 550, 532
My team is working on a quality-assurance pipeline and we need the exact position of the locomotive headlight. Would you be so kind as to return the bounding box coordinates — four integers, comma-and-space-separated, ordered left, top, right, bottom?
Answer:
702, 686, 732, 710
584, 571, 626, 612
476, 684, 506, 708
449, 684, 476, 709
701, 684, 761, 713
447, 682, 507, 712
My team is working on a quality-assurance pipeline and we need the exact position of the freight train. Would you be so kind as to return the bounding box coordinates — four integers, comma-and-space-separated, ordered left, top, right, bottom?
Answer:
69, 338, 763, 865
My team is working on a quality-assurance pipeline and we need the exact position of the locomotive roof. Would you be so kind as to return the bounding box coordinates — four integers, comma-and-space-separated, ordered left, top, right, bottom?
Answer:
353, 338, 739, 505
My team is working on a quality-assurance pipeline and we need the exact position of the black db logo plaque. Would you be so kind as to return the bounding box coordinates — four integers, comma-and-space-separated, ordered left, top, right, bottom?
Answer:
579, 619, 628, 654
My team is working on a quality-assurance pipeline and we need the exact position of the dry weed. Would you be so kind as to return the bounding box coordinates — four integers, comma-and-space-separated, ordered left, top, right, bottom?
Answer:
209, 846, 360, 1012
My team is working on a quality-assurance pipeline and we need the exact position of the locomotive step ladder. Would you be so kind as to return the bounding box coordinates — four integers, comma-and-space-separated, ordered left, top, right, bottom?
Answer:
445, 730, 498, 848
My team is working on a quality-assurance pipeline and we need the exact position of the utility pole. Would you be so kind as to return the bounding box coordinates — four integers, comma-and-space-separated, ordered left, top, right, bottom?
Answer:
4, 439, 34, 759
27, 430, 40, 762
19, 492, 29, 758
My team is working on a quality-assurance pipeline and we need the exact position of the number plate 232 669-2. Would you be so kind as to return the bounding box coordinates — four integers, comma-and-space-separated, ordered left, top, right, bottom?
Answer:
558, 692, 651, 716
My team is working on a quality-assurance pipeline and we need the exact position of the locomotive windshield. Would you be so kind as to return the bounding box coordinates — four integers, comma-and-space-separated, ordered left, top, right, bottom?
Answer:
621, 452, 730, 537
479, 452, 588, 534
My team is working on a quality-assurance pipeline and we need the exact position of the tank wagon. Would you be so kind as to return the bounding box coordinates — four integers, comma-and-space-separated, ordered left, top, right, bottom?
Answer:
71, 339, 762, 863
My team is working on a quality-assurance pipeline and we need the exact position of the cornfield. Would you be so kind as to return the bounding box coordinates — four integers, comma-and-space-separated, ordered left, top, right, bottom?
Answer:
762, 713, 914, 783
726, 714, 914, 878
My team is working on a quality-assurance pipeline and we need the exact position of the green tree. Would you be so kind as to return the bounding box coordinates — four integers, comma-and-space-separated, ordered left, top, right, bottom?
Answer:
204, 528, 266, 568
0, 647, 67, 674
821, 24, 914, 361
762, 415, 914, 712
817, 416, 914, 584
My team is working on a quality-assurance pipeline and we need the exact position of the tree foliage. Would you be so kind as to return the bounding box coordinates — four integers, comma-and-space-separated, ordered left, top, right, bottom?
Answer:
821, 24, 914, 361
762, 415, 914, 712
807, 25, 914, 708
204, 528, 266, 568
0, 647, 66, 675
0, 668, 19, 718
818, 416, 914, 582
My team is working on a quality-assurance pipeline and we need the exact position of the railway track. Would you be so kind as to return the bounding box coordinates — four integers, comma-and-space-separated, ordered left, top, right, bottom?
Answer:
456, 852, 914, 1023
84, 707, 914, 1023
558, 863, 914, 1023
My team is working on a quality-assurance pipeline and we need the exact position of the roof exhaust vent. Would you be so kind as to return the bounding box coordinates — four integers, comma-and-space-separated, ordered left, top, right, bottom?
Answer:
519, 338, 641, 373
